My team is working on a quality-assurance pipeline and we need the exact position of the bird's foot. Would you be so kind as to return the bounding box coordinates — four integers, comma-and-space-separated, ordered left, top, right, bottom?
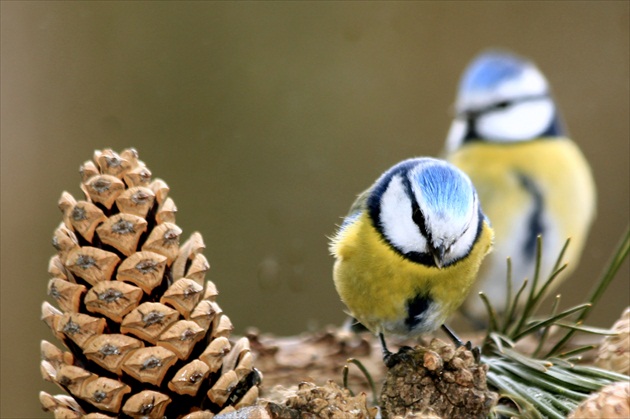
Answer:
382, 345, 414, 368
462, 340, 482, 363
442, 324, 481, 362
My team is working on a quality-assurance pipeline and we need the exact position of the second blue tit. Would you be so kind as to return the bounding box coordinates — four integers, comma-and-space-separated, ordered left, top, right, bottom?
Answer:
330, 158, 494, 342
445, 50, 597, 320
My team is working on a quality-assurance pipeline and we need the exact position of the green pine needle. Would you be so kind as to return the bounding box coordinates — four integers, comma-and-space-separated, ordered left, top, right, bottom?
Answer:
481, 226, 630, 418
342, 357, 378, 406
546, 226, 630, 358
511, 303, 591, 342
533, 294, 561, 357
503, 277, 529, 335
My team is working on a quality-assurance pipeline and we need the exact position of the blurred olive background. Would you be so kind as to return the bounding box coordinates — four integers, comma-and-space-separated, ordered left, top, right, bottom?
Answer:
1, 2, 628, 417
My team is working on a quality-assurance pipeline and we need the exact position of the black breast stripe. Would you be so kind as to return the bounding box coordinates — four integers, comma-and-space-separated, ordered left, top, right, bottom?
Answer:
405, 293, 433, 331
516, 172, 545, 260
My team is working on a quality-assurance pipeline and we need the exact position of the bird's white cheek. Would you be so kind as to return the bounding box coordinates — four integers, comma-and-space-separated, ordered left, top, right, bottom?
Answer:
379, 176, 427, 254
445, 211, 479, 265
477, 99, 554, 141
444, 119, 467, 154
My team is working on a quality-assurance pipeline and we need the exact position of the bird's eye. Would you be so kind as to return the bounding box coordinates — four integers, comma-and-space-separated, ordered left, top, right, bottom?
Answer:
412, 209, 423, 227
495, 101, 511, 110
411, 208, 429, 238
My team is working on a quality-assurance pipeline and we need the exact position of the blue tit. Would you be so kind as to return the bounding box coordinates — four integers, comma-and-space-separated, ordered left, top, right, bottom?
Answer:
330, 157, 493, 362
444, 50, 596, 321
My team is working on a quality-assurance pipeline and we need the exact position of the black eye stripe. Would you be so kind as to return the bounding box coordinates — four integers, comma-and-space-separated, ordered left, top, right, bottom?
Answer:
401, 175, 432, 242
412, 204, 430, 240
459, 93, 550, 119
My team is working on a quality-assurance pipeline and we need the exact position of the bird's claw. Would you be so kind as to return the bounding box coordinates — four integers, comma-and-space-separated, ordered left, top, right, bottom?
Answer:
462, 340, 482, 363
383, 345, 414, 368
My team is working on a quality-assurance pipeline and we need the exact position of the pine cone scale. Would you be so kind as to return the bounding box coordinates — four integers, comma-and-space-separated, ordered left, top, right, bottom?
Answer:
40, 148, 260, 418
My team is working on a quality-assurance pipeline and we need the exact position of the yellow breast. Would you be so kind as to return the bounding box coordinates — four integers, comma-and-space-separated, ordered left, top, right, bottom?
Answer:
330, 212, 493, 336
449, 138, 596, 314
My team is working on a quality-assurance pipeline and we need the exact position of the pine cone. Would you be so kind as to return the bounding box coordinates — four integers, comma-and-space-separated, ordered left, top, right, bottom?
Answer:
567, 381, 630, 419
391, 412, 443, 419
40, 148, 261, 418
596, 307, 630, 375
285, 381, 377, 418
266, 381, 377, 418
210, 381, 377, 419
380, 339, 497, 419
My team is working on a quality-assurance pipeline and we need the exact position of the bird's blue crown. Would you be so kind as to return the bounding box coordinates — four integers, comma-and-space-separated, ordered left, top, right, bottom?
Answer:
366, 158, 474, 225
460, 50, 529, 94
413, 161, 474, 220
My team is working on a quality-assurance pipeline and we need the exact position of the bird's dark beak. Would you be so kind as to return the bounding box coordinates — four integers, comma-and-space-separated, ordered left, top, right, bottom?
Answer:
431, 245, 446, 269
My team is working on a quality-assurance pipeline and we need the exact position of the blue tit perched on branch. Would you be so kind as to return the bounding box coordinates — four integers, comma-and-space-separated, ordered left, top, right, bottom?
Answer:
330, 157, 494, 364
444, 50, 596, 322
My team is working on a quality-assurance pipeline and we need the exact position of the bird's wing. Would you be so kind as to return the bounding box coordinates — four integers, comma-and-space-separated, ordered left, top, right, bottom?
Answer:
346, 187, 371, 218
